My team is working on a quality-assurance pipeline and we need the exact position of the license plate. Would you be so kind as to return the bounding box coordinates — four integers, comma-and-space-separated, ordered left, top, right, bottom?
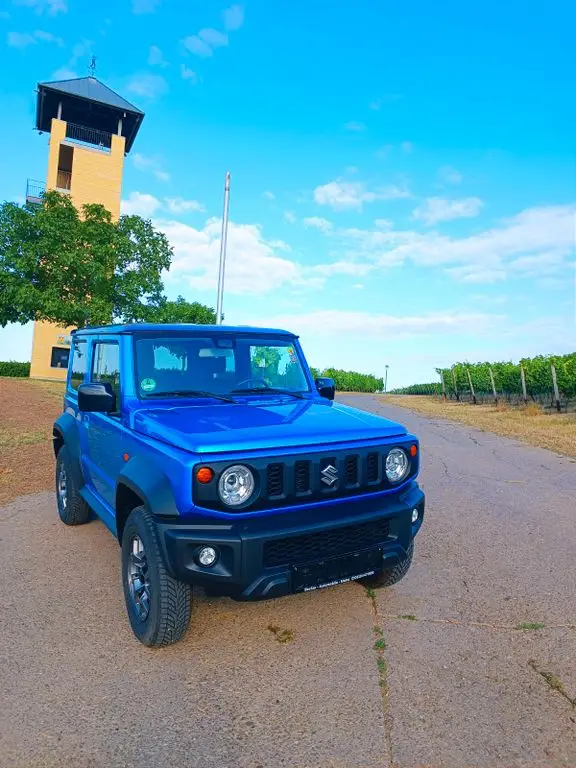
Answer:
292, 548, 383, 593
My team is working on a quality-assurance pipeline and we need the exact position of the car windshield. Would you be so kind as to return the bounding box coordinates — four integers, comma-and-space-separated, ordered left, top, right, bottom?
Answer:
135, 335, 311, 399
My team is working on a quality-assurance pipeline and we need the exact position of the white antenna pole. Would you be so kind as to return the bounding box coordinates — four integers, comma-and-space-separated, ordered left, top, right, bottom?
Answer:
216, 171, 231, 325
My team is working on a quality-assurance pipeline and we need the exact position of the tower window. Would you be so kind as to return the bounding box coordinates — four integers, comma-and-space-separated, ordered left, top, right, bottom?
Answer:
56, 144, 73, 191
51, 347, 70, 369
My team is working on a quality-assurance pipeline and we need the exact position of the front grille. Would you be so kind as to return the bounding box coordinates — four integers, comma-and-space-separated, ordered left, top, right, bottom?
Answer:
263, 518, 391, 567
267, 463, 284, 497
295, 460, 311, 493
367, 452, 379, 483
345, 455, 359, 486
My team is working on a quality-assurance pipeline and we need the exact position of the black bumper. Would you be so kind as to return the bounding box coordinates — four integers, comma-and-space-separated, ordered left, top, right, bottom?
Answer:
156, 483, 424, 600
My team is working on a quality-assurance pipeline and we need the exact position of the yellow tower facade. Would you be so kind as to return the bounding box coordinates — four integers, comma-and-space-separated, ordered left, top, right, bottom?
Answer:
28, 77, 144, 379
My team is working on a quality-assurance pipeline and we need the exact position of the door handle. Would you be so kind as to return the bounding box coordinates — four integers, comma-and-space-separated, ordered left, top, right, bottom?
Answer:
82, 414, 90, 426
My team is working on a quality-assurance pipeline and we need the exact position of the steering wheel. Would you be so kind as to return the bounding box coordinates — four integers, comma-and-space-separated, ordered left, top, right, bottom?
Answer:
235, 377, 269, 389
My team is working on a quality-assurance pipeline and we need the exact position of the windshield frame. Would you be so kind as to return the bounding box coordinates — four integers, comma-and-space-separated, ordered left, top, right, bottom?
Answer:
132, 331, 313, 401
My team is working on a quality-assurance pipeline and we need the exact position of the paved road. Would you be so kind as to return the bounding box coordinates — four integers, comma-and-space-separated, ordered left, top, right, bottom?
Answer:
1, 396, 575, 768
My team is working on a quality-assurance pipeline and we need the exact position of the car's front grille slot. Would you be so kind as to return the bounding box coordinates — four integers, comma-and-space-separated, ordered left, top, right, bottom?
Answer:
267, 463, 285, 497
263, 518, 390, 567
345, 455, 359, 486
294, 460, 311, 493
367, 452, 379, 483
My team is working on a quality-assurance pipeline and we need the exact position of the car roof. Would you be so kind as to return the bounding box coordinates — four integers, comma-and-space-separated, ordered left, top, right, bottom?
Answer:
72, 323, 297, 337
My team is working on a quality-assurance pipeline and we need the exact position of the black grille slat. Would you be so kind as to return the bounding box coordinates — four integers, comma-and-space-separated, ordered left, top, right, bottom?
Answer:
367, 452, 379, 483
263, 518, 390, 567
294, 460, 311, 493
267, 463, 285, 497
345, 455, 359, 486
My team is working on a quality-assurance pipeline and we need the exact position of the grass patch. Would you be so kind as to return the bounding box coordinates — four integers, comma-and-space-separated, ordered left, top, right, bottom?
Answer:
0, 428, 46, 448
365, 586, 376, 600
399, 614, 417, 621
267, 624, 294, 644
381, 395, 576, 457
374, 638, 387, 651
516, 622, 546, 631
529, 659, 575, 708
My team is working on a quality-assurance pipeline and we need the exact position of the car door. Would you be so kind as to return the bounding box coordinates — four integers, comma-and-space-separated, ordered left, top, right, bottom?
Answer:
83, 337, 125, 509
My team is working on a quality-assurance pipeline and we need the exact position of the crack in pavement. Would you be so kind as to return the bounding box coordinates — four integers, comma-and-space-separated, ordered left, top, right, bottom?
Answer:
365, 587, 394, 768
528, 659, 576, 710
380, 614, 576, 632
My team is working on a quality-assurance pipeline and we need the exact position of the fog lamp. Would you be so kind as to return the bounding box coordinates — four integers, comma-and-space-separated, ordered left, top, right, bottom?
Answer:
411, 508, 419, 523
197, 546, 218, 567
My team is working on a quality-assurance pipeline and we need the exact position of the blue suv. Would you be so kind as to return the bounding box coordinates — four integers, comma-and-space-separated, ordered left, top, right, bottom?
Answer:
53, 324, 425, 646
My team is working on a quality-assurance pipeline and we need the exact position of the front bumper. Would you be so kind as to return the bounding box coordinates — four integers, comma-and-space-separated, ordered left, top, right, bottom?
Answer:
156, 483, 424, 600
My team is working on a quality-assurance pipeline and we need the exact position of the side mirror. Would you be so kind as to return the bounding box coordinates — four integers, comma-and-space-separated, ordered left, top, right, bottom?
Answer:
315, 377, 335, 401
78, 382, 116, 413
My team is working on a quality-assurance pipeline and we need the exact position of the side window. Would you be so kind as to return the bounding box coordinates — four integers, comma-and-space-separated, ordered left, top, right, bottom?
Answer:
70, 340, 88, 390
92, 342, 121, 406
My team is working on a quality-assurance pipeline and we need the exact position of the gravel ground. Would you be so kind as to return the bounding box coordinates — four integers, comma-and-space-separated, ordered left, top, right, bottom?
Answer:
1, 395, 575, 768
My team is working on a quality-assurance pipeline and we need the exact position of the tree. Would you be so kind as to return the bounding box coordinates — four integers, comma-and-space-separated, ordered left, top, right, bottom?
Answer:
134, 295, 217, 324
0, 191, 172, 327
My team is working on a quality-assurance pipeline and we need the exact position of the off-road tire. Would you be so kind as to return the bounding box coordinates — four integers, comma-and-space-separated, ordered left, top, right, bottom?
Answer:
55, 445, 91, 525
121, 506, 192, 647
360, 543, 414, 589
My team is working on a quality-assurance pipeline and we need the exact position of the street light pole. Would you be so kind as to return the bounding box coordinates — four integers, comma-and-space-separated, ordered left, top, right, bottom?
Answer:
384, 365, 389, 393
216, 171, 231, 325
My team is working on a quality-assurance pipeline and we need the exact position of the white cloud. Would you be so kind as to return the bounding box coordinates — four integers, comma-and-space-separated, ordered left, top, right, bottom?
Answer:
344, 121, 366, 132
52, 66, 77, 79
313, 180, 410, 211
263, 190, 275, 200
121, 192, 162, 217
132, 0, 160, 13
439, 166, 462, 185
132, 153, 170, 182
310, 261, 373, 277
165, 197, 205, 214
7, 29, 63, 47
333, 203, 575, 284
401, 141, 414, 154
180, 64, 198, 83
284, 211, 296, 224
148, 45, 168, 67
183, 28, 228, 58
14, 0, 67, 15
303, 216, 333, 233
126, 72, 167, 99
223, 4, 244, 30
255, 310, 503, 338
199, 28, 228, 47
413, 196, 484, 225
158, 218, 319, 295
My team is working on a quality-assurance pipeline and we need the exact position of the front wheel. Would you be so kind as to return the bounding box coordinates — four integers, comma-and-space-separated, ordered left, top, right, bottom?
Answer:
360, 543, 414, 589
55, 445, 91, 526
121, 506, 192, 647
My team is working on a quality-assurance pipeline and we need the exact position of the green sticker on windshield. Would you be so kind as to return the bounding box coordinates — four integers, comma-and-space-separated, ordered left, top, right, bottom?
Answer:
141, 378, 156, 393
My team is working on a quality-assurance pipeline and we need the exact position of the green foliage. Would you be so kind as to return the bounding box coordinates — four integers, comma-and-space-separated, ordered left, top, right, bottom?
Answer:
320, 367, 383, 392
0, 361, 30, 377
0, 191, 172, 328
133, 295, 216, 324
395, 352, 576, 399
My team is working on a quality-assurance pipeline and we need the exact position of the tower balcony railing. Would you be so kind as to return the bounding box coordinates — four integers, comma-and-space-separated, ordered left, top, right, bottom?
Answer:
56, 169, 72, 191
65, 122, 112, 152
26, 179, 46, 205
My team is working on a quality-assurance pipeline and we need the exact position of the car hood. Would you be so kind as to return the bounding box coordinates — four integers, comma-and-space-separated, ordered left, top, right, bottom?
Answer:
131, 398, 407, 455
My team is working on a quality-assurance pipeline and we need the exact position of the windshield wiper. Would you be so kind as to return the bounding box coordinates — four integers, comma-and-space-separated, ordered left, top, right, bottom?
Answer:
232, 387, 305, 400
146, 389, 236, 403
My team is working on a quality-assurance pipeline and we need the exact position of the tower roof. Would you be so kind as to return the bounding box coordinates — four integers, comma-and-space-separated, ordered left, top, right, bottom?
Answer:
36, 76, 144, 153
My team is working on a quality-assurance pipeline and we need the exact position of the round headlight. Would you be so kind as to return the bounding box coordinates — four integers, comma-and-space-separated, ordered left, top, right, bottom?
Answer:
218, 464, 255, 507
385, 448, 409, 483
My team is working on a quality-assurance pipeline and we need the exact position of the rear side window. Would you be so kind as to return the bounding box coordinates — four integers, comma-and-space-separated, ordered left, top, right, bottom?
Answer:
92, 342, 121, 404
70, 340, 88, 390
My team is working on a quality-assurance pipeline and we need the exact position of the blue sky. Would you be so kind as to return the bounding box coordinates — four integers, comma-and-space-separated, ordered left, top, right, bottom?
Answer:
0, 0, 574, 387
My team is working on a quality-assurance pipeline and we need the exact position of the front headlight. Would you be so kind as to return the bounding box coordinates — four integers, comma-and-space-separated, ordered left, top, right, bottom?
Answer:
385, 448, 409, 483
218, 464, 255, 507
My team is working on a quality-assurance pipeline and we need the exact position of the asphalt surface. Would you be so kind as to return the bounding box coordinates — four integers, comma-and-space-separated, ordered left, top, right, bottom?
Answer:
1, 395, 575, 768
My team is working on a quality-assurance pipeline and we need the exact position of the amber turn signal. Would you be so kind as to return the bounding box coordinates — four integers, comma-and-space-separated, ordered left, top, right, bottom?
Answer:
196, 466, 215, 484
410, 445, 418, 457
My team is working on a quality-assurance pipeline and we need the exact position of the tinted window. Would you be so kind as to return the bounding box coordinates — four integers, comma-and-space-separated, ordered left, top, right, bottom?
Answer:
70, 340, 87, 390
51, 346, 70, 369
92, 342, 121, 404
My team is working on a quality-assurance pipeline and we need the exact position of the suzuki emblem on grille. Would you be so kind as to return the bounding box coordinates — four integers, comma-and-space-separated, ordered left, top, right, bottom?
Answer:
321, 464, 339, 487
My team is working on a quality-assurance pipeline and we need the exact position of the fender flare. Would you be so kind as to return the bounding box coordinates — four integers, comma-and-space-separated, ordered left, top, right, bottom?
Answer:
53, 412, 84, 488
116, 455, 180, 519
